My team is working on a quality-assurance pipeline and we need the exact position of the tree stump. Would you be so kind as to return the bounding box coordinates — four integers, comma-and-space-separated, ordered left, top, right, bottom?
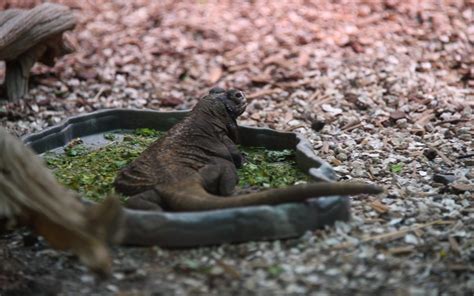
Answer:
0, 127, 124, 275
0, 3, 76, 101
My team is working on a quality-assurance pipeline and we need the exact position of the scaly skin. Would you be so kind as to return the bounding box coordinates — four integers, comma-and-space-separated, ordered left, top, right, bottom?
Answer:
114, 88, 383, 211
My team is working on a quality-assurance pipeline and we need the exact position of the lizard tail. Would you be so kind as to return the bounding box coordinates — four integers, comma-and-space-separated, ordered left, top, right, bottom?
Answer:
161, 182, 384, 212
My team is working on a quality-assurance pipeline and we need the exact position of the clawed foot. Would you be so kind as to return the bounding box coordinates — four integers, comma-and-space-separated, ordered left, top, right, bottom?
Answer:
233, 153, 246, 168
125, 190, 163, 211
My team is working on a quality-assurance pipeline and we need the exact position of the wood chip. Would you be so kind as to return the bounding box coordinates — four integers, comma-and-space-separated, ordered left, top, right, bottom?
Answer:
321, 141, 330, 154
331, 158, 342, 166
276, 79, 310, 89
448, 236, 461, 254
414, 110, 435, 126
263, 55, 292, 69
227, 63, 250, 73
370, 200, 390, 214
313, 97, 333, 107
435, 118, 471, 126
298, 51, 309, 66
387, 245, 415, 255
450, 183, 474, 192
448, 264, 473, 272
288, 124, 306, 131
361, 220, 454, 244
92, 86, 105, 101
341, 120, 362, 132
251, 74, 272, 84
246, 89, 282, 100
208, 66, 222, 84
389, 110, 406, 121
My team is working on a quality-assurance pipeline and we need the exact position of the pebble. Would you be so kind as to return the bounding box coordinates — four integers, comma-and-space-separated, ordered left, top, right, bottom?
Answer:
336, 152, 348, 161
311, 119, 325, 132
405, 234, 420, 245
424, 148, 438, 160
106, 285, 119, 293
433, 174, 458, 185
396, 118, 408, 128
80, 275, 95, 284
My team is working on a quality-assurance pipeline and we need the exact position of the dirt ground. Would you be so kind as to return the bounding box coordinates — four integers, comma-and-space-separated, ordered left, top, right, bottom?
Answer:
1, 0, 473, 295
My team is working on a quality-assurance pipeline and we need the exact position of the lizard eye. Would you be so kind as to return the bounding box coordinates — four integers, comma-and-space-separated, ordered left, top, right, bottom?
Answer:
225, 90, 247, 117
227, 89, 246, 104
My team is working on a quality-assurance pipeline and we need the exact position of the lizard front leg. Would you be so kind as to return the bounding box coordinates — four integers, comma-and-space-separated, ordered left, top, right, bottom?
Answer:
124, 188, 163, 211
199, 159, 239, 196
221, 135, 244, 168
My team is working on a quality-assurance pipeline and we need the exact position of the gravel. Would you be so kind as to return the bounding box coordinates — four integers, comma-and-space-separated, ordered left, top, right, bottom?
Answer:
1, 0, 473, 295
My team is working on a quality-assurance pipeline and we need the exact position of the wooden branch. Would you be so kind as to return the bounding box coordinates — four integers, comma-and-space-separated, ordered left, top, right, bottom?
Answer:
5, 45, 41, 101
0, 128, 124, 276
0, 9, 22, 25
0, 3, 75, 60
0, 3, 75, 101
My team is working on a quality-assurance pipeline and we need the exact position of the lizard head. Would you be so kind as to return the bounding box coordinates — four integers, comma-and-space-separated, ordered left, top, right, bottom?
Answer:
208, 87, 247, 119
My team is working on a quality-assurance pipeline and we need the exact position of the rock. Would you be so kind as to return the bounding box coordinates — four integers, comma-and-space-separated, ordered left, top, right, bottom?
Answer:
321, 104, 342, 115
404, 234, 420, 245
311, 119, 325, 132
423, 148, 437, 160
396, 118, 408, 128
433, 174, 457, 185
390, 110, 406, 121
22, 232, 38, 247
350, 160, 367, 177
106, 284, 119, 292
160, 97, 183, 107
336, 152, 348, 161
346, 93, 370, 110
80, 275, 95, 284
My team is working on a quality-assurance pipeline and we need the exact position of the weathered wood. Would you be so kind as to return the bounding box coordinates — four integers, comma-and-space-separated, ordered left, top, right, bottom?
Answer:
0, 3, 75, 101
0, 9, 22, 25
5, 47, 38, 101
0, 3, 75, 60
0, 127, 124, 276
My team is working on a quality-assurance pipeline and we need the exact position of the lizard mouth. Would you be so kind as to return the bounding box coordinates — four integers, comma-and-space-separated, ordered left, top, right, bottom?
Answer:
214, 89, 248, 118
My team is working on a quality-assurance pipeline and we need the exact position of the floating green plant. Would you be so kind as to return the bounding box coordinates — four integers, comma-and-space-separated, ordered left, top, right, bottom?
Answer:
44, 129, 308, 202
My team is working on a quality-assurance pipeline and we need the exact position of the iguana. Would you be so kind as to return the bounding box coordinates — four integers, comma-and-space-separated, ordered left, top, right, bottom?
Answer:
114, 88, 383, 211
